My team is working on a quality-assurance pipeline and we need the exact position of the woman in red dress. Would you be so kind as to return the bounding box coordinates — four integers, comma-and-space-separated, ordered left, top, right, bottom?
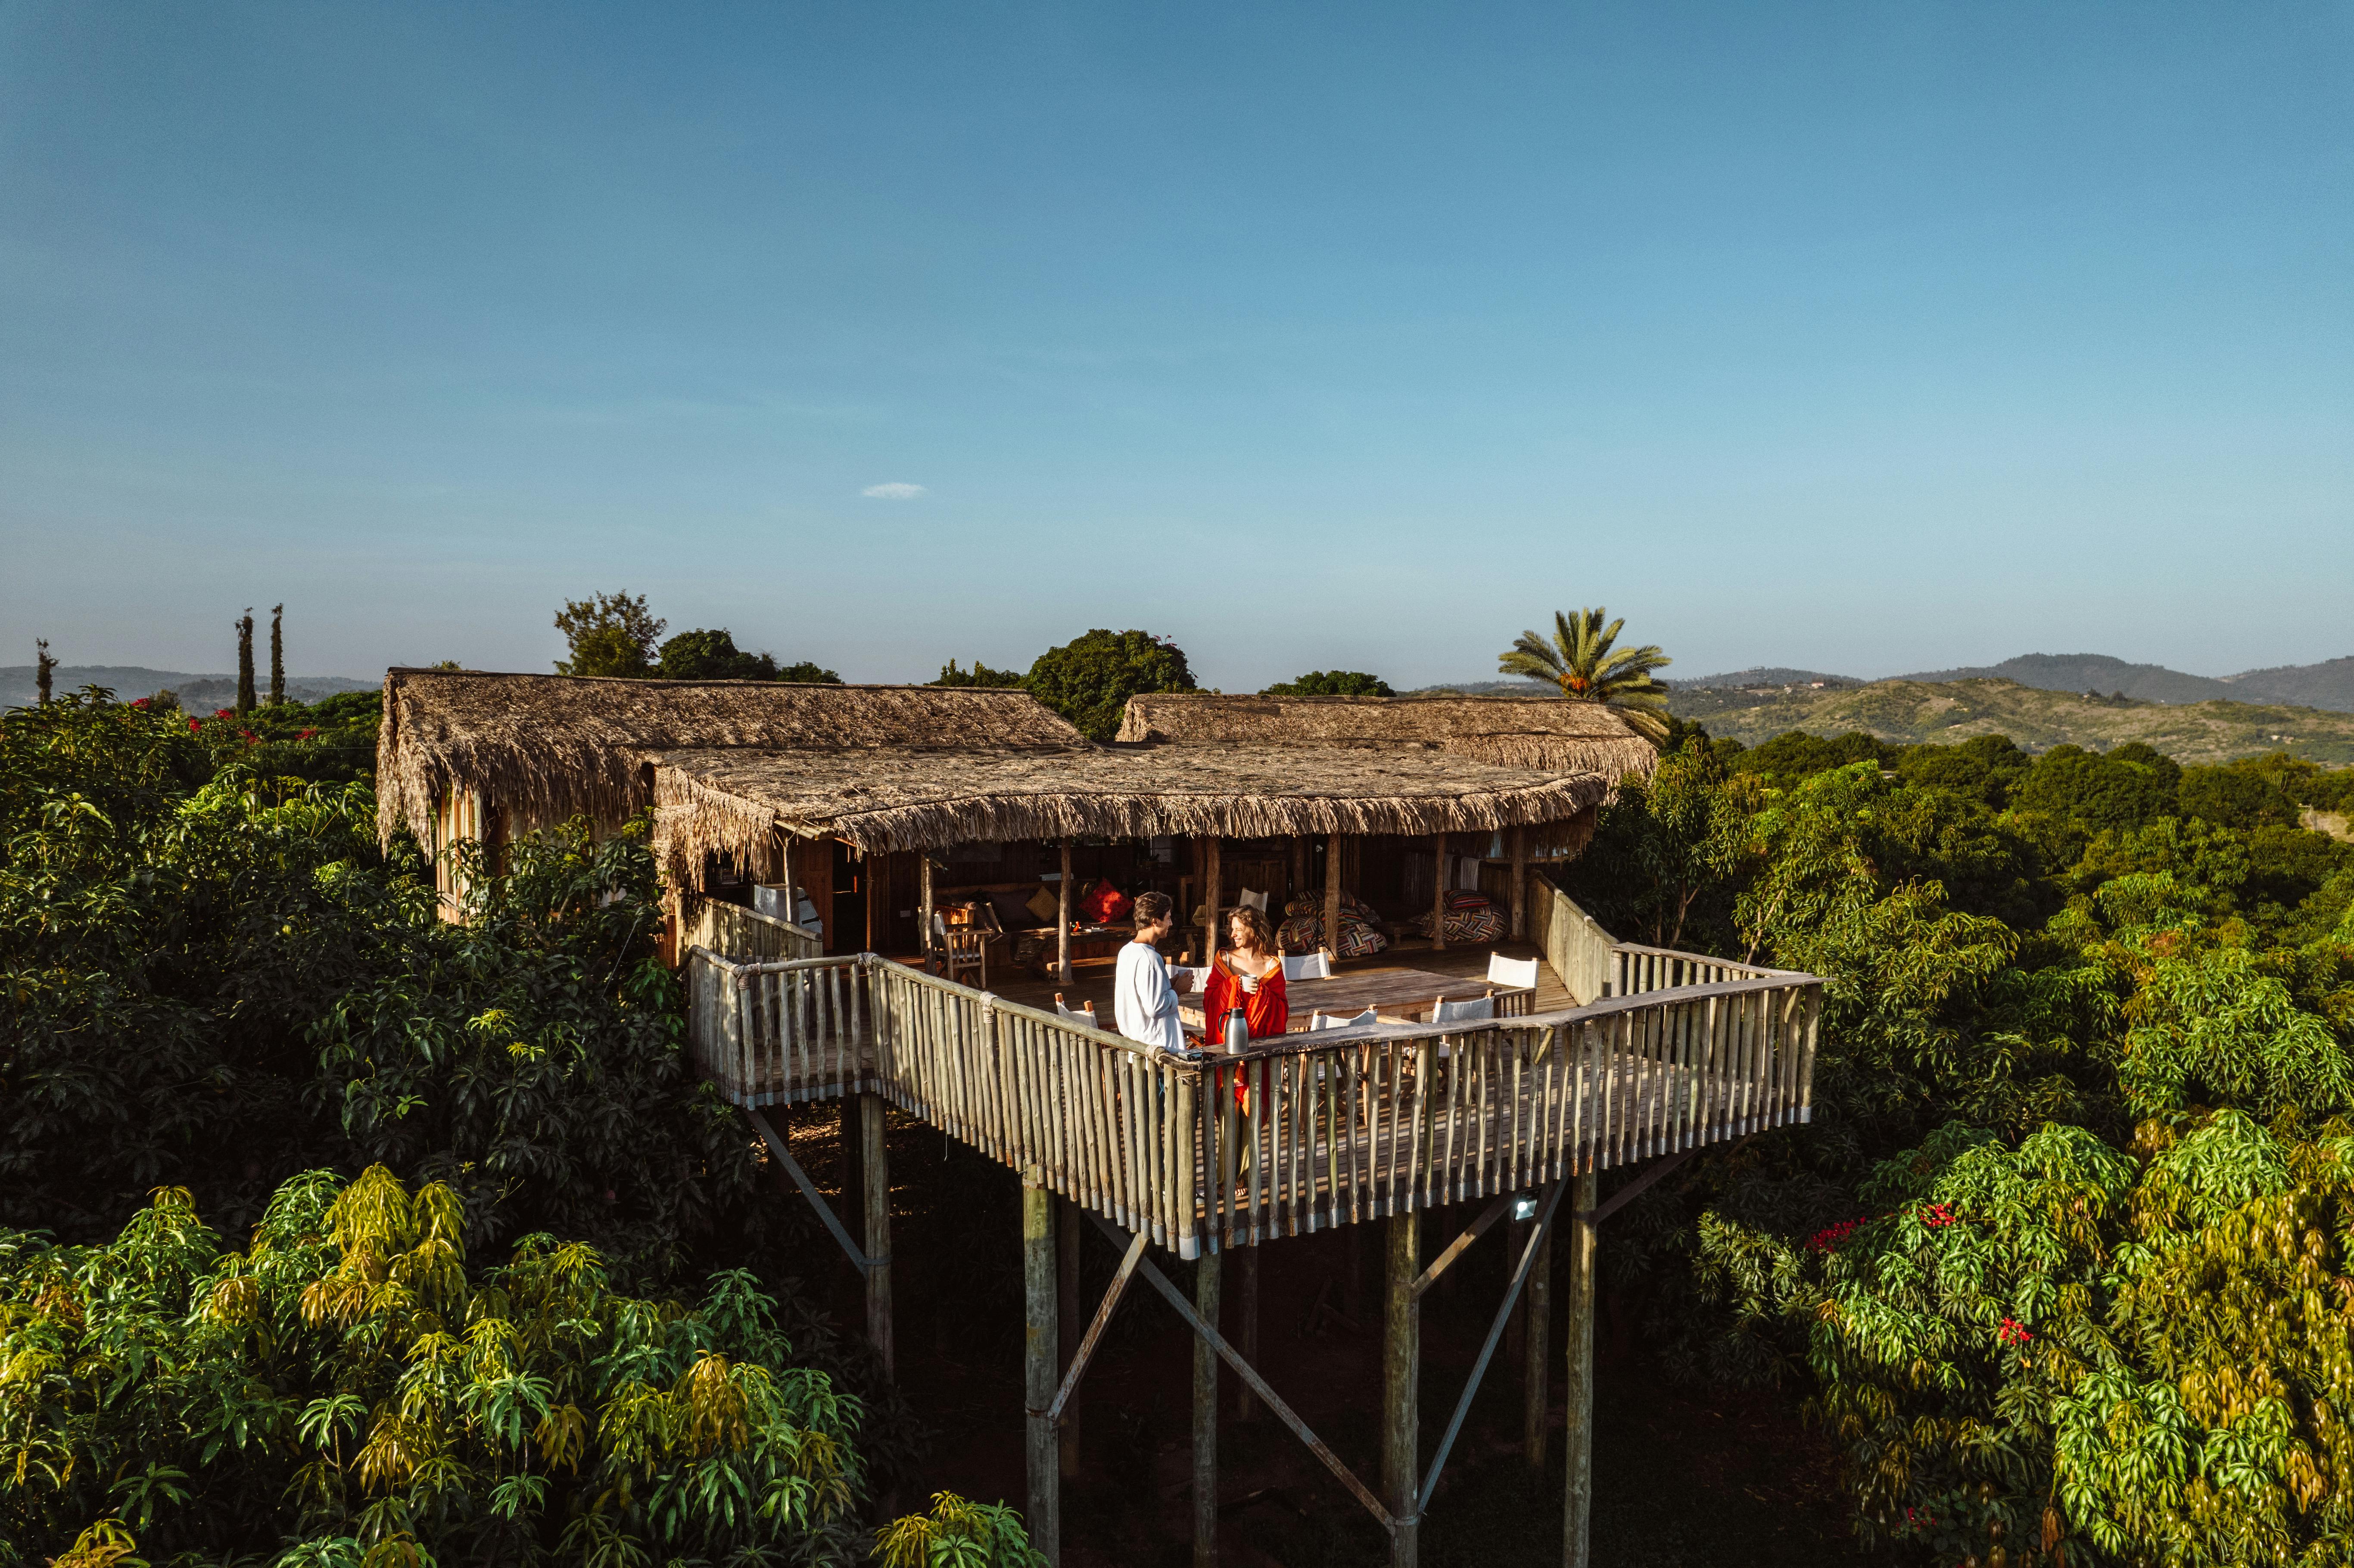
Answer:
1203, 907, 1287, 1111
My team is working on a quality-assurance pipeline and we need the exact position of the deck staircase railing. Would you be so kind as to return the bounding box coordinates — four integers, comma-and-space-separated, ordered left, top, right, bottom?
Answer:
685, 943, 1818, 1259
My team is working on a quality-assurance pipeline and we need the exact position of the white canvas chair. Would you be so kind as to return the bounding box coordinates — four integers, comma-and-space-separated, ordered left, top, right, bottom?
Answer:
1238, 887, 1268, 912
1485, 953, 1539, 991
1310, 1006, 1378, 1031
1431, 993, 1496, 1024
1282, 950, 1333, 983
1053, 992, 1101, 1030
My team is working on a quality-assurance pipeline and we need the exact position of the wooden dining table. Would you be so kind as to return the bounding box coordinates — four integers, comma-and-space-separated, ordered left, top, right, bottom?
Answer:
1178, 962, 1532, 1036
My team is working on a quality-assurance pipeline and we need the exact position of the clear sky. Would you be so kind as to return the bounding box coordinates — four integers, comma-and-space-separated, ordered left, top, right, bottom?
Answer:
3, 2, 2348, 690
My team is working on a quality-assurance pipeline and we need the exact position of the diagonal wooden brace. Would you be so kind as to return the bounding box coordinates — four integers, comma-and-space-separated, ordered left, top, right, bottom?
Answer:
747, 1108, 889, 1272
1037, 1224, 1149, 1425
1420, 1178, 1565, 1506
1409, 1192, 1515, 1300
1575, 1133, 1756, 1229
1086, 1212, 1401, 1536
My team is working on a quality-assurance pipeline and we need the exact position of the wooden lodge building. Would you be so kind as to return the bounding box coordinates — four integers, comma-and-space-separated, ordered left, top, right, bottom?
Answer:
376, 668, 1820, 1568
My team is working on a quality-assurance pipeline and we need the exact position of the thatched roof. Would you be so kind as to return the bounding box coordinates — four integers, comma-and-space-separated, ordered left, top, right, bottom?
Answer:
377, 668, 1087, 851
1115, 693, 1658, 781
650, 744, 1608, 882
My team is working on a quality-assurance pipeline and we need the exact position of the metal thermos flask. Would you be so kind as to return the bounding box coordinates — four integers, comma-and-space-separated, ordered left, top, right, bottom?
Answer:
1223, 1005, 1249, 1053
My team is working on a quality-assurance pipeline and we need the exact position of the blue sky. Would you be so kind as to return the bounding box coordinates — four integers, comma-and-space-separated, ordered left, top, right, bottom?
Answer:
3, 2, 2348, 689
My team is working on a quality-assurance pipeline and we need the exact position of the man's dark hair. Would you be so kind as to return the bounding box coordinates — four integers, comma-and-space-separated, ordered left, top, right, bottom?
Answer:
1133, 891, 1173, 927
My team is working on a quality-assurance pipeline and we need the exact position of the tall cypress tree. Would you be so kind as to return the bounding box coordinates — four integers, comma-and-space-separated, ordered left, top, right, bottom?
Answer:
34, 638, 55, 705
236, 610, 256, 715
269, 604, 285, 706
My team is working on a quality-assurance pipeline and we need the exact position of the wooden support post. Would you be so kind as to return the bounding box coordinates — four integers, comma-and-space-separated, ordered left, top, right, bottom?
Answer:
1510, 824, 1530, 942
1505, 1218, 1528, 1369
1194, 1249, 1223, 1568
1291, 836, 1308, 908
860, 1093, 894, 1380
1057, 1197, 1083, 1479
1202, 837, 1223, 967
1022, 1175, 1060, 1566
1430, 831, 1448, 951
1058, 841, 1074, 984
919, 853, 934, 972
1563, 1166, 1598, 1568
1385, 1211, 1420, 1567
1324, 833, 1343, 964
1234, 1245, 1259, 1422
1524, 1215, 1552, 1468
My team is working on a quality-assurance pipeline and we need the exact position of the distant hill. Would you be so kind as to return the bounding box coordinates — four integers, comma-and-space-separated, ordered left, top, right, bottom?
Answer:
1668, 667, 1866, 691
0, 665, 376, 710
1890, 653, 2234, 704
1671, 677, 2354, 765
2222, 656, 2354, 711
1662, 653, 2354, 713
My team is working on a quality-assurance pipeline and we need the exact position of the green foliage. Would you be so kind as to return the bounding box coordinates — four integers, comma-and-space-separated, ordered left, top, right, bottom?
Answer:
1260, 670, 1394, 697
872, 1493, 1046, 1568
775, 660, 845, 684
554, 593, 666, 678
0, 1168, 883, 1566
0, 692, 747, 1276
1497, 607, 1671, 741
1580, 713, 2354, 1562
1022, 629, 1196, 741
930, 660, 1027, 690
655, 628, 776, 681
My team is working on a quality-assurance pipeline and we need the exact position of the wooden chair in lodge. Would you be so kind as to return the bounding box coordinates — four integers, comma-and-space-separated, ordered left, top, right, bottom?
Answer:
928, 911, 989, 990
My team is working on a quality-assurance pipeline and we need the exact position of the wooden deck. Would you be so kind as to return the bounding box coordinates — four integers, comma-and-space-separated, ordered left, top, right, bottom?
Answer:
684, 889, 1821, 1259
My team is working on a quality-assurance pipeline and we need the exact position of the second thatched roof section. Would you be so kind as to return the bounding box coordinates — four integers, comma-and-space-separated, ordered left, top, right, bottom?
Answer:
1116, 692, 1659, 781
650, 744, 1610, 884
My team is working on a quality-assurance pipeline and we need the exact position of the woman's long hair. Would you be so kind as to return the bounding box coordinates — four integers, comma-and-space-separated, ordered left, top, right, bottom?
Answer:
1226, 905, 1277, 957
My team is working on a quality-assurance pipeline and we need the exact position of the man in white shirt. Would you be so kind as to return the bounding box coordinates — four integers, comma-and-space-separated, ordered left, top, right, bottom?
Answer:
1114, 891, 1191, 1055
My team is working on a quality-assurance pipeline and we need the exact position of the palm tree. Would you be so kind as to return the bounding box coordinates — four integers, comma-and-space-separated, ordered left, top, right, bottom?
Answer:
1498, 607, 1672, 742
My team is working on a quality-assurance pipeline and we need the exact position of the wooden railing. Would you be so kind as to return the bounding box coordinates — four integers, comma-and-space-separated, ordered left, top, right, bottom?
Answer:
685, 894, 824, 964
1526, 877, 1617, 1003
1526, 876, 1804, 1002
686, 946, 1819, 1259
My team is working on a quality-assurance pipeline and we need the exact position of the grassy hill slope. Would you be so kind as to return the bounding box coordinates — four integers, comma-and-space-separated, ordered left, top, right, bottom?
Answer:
1671, 677, 2354, 764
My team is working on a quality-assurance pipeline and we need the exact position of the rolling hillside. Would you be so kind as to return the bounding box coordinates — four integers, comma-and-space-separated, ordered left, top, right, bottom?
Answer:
1670, 678, 2354, 764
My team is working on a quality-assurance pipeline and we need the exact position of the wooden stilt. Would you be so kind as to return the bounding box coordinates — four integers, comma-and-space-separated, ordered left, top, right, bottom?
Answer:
860, 1094, 894, 1379
1324, 833, 1343, 964
1505, 1217, 1528, 1370
1194, 1249, 1222, 1568
1057, 1197, 1082, 1479
1057, 841, 1074, 984
1385, 1211, 1420, 1567
1430, 831, 1448, 951
1563, 1167, 1598, 1568
1510, 824, 1530, 941
1524, 1215, 1552, 1468
1022, 1174, 1060, 1566
1234, 1245, 1259, 1422
1202, 837, 1223, 969
919, 853, 934, 973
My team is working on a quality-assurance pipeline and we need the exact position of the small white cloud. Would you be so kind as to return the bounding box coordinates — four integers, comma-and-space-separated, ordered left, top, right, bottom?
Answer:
861, 482, 928, 500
